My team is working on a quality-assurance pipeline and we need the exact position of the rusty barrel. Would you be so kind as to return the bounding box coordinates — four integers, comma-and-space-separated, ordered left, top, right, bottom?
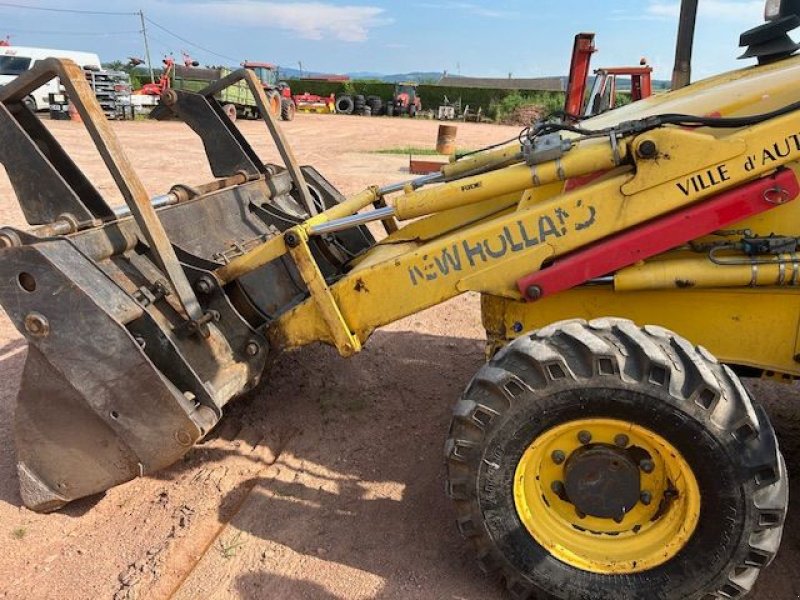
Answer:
436, 124, 458, 155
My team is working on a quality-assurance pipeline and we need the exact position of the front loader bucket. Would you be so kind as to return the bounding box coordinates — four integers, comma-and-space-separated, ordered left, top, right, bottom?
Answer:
0, 59, 374, 511
1, 241, 215, 511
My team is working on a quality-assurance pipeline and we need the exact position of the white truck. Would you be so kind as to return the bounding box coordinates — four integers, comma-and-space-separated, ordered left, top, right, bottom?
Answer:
0, 46, 102, 111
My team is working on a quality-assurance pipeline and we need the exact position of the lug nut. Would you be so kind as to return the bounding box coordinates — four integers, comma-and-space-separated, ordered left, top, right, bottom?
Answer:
613, 515, 624, 524
578, 430, 592, 445
245, 341, 260, 357
640, 459, 655, 474
550, 480, 566, 498
551, 450, 566, 465
640, 491, 652, 506
614, 434, 629, 448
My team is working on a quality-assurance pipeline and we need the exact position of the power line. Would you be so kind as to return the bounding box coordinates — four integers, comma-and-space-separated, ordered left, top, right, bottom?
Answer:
0, 3, 238, 67
0, 2, 137, 15
145, 16, 238, 63
5, 28, 140, 36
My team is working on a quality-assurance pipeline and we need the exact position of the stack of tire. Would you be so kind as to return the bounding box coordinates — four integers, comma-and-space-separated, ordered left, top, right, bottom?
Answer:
334, 94, 385, 116
366, 95, 383, 116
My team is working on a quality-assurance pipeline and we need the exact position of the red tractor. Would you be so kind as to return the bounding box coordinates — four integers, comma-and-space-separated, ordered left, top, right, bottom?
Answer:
388, 82, 422, 117
242, 61, 295, 121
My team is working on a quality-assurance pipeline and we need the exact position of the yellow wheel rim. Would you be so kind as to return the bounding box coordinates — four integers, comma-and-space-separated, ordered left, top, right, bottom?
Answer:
513, 418, 701, 575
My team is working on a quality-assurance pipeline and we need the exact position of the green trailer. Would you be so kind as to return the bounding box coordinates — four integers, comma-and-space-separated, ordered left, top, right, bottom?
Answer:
172, 65, 283, 121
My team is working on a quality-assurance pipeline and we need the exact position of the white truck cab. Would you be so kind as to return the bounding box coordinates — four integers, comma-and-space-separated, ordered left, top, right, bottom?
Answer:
0, 46, 102, 110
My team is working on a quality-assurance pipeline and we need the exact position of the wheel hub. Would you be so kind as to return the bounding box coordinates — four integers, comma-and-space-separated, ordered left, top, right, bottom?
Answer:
513, 418, 701, 574
563, 445, 641, 520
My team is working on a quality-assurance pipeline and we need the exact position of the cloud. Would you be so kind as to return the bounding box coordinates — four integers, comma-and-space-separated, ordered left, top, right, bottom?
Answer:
647, 0, 763, 21
613, 1, 763, 22
415, 2, 517, 18
200, 1, 390, 42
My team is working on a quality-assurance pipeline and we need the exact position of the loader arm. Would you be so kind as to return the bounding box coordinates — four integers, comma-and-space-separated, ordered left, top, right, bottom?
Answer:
253, 115, 800, 356
3, 54, 800, 512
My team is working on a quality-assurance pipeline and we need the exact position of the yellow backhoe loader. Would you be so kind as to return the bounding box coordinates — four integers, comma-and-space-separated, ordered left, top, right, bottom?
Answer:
1, 1, 799, 597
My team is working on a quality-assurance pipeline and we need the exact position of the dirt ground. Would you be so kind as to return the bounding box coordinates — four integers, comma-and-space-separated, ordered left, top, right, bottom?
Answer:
0, 113, 798, 600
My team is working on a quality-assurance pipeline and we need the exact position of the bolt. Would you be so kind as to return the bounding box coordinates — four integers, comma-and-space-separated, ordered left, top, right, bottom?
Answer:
578, 430, 592, 445
640, 491, 652, 506
550, 480, 566, 498
0, 231, 19, 248
637, 140, 658, 159
24, 312, 49, 337
512, 321, 524, 334
196, 277, 214, 294
551, 450, 566, 465
640, 459, 655, 474
614, 434, 629, 448
245, 341, 260, 357
284, 231, 301, 248
526, 285, 542, 300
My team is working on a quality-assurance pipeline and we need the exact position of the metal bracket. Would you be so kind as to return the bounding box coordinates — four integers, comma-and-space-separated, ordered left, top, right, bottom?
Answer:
284, 227, 361, 357
158, 68, 317, 217
0, 58, 204, 322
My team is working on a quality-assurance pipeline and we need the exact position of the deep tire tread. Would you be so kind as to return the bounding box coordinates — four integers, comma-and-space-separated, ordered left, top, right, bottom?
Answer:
446, 318, 787, 600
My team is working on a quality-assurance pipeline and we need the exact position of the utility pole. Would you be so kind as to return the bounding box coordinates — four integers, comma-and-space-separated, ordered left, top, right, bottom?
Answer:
138, 9, 155, 84
298, 60, 303, 77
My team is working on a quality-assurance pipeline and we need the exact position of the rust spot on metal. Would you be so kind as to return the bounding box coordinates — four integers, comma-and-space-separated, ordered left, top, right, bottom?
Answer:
354, 278, 369, 293
674, 279, 695, 288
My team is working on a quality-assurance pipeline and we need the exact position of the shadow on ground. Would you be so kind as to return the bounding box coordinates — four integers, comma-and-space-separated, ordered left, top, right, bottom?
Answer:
206, 331, 800, 600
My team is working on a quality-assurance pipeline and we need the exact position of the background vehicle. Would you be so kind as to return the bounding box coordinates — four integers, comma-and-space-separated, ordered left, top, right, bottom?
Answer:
0, 45, 100, 110
0, 1, 798, 599
564, 32, 653, 119
389, 82, 421, 116
242, 61, 295, 120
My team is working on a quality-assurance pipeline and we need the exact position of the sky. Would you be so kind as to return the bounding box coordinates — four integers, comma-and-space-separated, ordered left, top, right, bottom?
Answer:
0, 0, 774, 80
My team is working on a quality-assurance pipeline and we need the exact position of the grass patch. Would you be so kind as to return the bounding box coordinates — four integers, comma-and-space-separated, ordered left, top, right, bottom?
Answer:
218, 530, 246, 559
372, 146, 474, 157
11, 527, 26, 540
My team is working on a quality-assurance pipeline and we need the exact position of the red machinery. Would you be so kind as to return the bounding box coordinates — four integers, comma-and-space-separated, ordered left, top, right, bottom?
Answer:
241, 61, 295, 120
134, 56, 175, 97
564, 32, 653, 120
292, 91, 336, 113
0, 36, 10, 47
390, 82, 422, 117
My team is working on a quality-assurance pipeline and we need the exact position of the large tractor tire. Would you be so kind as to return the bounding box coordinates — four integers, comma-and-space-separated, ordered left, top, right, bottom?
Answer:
266, 91, 281, 118
335, 95, 354, 115
446, 318, 787, 600
281, 98, 296, 121
386, 102, 395, 117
